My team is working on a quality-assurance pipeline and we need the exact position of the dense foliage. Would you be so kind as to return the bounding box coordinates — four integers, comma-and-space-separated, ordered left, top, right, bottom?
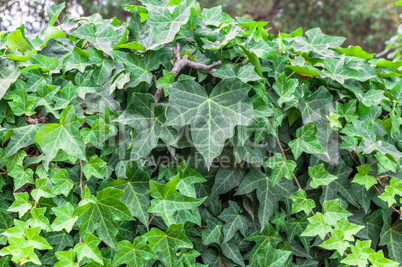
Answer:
1, 0, 400, 53
1, 1, 402, 266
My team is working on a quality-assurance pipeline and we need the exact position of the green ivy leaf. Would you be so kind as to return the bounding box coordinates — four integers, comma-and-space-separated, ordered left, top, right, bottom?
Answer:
149, 173, 206, 226
290, 189, 316, 215
292, 27, 345, 55
117, 93, 178, 160
319, 230, 350, 255
144, 224, 193, 267
51, 204, 78, 233
264, 153, 296, 185
82, 155, 106, 180
301, 212, 331, 240
308, 164, 338, 188
218, 201, 249, 242
54, 249, 77, 267
352, 165, 377, 190
73, 232, 103, 265
34, 105, 86, 170
289, 124, 325, 160
113, 236, 158, 266
165, 79, 254, 167
75, 187, 133, 249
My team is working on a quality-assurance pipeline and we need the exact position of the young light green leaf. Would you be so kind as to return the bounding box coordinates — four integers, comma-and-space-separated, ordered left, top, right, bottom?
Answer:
113, 236, 158, 267
308, 164, 338, 188
301, 212, 331, 240
51, 204, 78, 233
290, 189, 316, 215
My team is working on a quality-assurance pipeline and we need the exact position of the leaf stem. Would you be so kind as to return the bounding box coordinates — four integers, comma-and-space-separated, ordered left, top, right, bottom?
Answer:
373, 184, 401, 215
276, 137, 302, 189
148, 213, 156, 226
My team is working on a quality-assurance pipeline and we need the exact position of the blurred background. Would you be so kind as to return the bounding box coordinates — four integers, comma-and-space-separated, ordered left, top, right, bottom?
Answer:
0, 0, 401, 55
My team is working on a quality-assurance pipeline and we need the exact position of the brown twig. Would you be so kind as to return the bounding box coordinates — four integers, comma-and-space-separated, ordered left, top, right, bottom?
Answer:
276, 137, 302, 189
56, 18, 64, 32
148, 213, 156, 226
154, 43, 222, 104
276, 137, 348, 256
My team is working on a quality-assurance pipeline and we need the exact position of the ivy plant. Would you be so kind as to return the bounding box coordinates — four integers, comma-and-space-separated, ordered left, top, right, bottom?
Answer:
0, 0, 402, 266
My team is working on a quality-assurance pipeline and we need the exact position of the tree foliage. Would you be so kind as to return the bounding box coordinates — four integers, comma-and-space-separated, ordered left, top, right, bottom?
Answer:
0, 1, 402, 266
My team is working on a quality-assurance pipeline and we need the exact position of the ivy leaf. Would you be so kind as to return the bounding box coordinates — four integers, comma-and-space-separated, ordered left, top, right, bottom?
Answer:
51, 204, 78, 233
34, 105, 86, 170
218, 201, 249, 242
75, 187, 133, 249
336, 99, 359, 123
113, 236, 158, 267
272, 73, 299, 106
308, 164, 338, 188
334, 219, 364, 242
341, 240, 375, 267
112, 51, 160, 87
108, 162, 151, 227
210, 166, 244, 199
213, 64, 261, 83
24, 226, 52, 250
82, 155, 106, 180
165, 79, 254, 167
144, 224, 193, 267
368, 250, 400, 267
8, 165, 34, 191
71, 23, 122, 56
8, 192, 32, 217
27, 208, 53, 231
8, 87, 36, 116
0, 62, 20, 100
322, 199, 352, 225
253, 243, 292, 267
177, 249, 201, 266
30, 54, 59, 71
321, 55, 377, 84
31, 178, 56, 202
0, 211, 13, 245
73, 232, 103, 265
47, 2, 65, 26
176, 161, 206, 198
264, 153, 296, 185
149, 174, 206, 226
352, 165, 377, 190
0, 237, 41, 265
292, 27, 345, 55
51, 169, 74, 197
145, 0, 195, 44
54, 249, 77, 267
117, 93, 178, 160
319, 230, 350, 255
299, 86, 333, 124
289, 124, 325, 160
245, 222, 282, 264
290, 189, 316, 215
4, 124, 39, 158
301, 212, 332, 240
62, 46, 90, 73
379, 217, 402, 263
236, 168, 297, 230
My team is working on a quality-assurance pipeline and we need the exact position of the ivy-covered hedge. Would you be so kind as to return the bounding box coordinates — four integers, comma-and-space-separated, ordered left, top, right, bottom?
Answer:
1, 1, 402, 266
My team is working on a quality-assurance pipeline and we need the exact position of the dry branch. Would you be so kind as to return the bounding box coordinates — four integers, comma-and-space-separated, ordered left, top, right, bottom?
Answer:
154, 43, 222, 103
